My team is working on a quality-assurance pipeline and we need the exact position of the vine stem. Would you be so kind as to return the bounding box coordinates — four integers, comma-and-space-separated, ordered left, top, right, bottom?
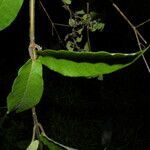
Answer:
29, 0, 42, 146
112, 2, 150, 73
29, 0, 41, 60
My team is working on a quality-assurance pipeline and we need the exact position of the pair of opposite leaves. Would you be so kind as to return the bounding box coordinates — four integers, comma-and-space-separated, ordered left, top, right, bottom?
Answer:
7, 46, 149, 113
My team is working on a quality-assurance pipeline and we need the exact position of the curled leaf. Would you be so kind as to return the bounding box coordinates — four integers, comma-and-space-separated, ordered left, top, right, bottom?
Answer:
37, 46, 149, 78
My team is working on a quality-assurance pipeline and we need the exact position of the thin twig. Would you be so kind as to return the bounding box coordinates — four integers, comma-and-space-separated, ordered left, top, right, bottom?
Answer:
54, 23, 70, 27
136, 18, 150, 28
86, 2, 91, 51
133, 27, 150, 72
112, 2, 150, 73
39, 0, 64, 45
112, 3, 147, 44
32, 107, 40, 137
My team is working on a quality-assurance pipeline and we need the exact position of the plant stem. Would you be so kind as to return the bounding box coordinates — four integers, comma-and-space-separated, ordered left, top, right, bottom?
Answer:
29, 0, 42, 60
29, 1, 43, 149
29, 0, 35, 43
86, 2, 91, 51
32, 107, 40, 137
136, 18, 150, 28
39, 0, 64, 45
112, 2, 150, 73
29, 0, 36, 60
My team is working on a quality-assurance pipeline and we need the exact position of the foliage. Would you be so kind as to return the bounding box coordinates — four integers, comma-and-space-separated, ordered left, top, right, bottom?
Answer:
0, 0, 24, 31
39, 133, 77, 150
0, 0, 149, 149
62, 1, 105, 51
26, 140, 39, 150
7, 59, 43, 113
37, 48, 148, 78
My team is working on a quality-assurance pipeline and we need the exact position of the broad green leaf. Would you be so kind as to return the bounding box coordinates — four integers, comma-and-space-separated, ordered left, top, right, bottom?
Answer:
39, 133, 77, 150
7, 59, 43, 113
37, 46, 149, 78
0, 0, 24, 31
26, 140, 39, 150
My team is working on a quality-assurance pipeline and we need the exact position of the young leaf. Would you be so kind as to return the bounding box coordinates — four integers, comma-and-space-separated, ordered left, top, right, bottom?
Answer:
69, 19, 76, 27
84, 42, 90, 51
66, 41, 74, 51
62, 0, 72, 5
0, 0, 24, 31
39, 133, 77, 150
90, 22, 105, 32
37, 46, 149, 78
7, 59, 43, 113
75, 10, 85, 15
26, 140, 39, 150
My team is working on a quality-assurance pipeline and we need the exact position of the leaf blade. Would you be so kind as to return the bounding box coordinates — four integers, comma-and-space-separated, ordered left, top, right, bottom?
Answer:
26, 140, 39, 150
0, 0, 23, 31
7, 59, 43, 113
37, 46, 149, 78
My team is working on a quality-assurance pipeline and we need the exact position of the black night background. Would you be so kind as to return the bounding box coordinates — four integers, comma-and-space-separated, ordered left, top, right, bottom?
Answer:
0, 0, 150, 149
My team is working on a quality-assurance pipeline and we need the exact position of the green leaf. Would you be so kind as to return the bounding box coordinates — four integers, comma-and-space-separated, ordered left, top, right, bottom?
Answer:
77, 28, 83, 34
39, 133, 77, 150
7, 59, 43, 113
90, 22, 105, 32
0, 0, 24, 31
37, 46, 149, 78
90, 11, 98, 19
76, 36, 82, 43
83, 42, 90, 51
62, 0, 72, 5
75, 10, 85, 15
26, 140, 39, 150
66, 41, 74, 51
69, 19, 76, 27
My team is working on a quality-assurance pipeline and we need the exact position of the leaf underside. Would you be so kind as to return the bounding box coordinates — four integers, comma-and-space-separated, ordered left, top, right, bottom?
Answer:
7, 59, 43, 113
37, 46, 149, 78
0, 0, 23, 31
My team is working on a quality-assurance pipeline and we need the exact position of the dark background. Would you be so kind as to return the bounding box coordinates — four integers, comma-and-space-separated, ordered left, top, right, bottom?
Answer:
0, 0, 150, 149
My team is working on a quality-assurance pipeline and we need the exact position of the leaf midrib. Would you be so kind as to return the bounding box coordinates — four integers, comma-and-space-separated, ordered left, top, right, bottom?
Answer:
16, 61, 34, 109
